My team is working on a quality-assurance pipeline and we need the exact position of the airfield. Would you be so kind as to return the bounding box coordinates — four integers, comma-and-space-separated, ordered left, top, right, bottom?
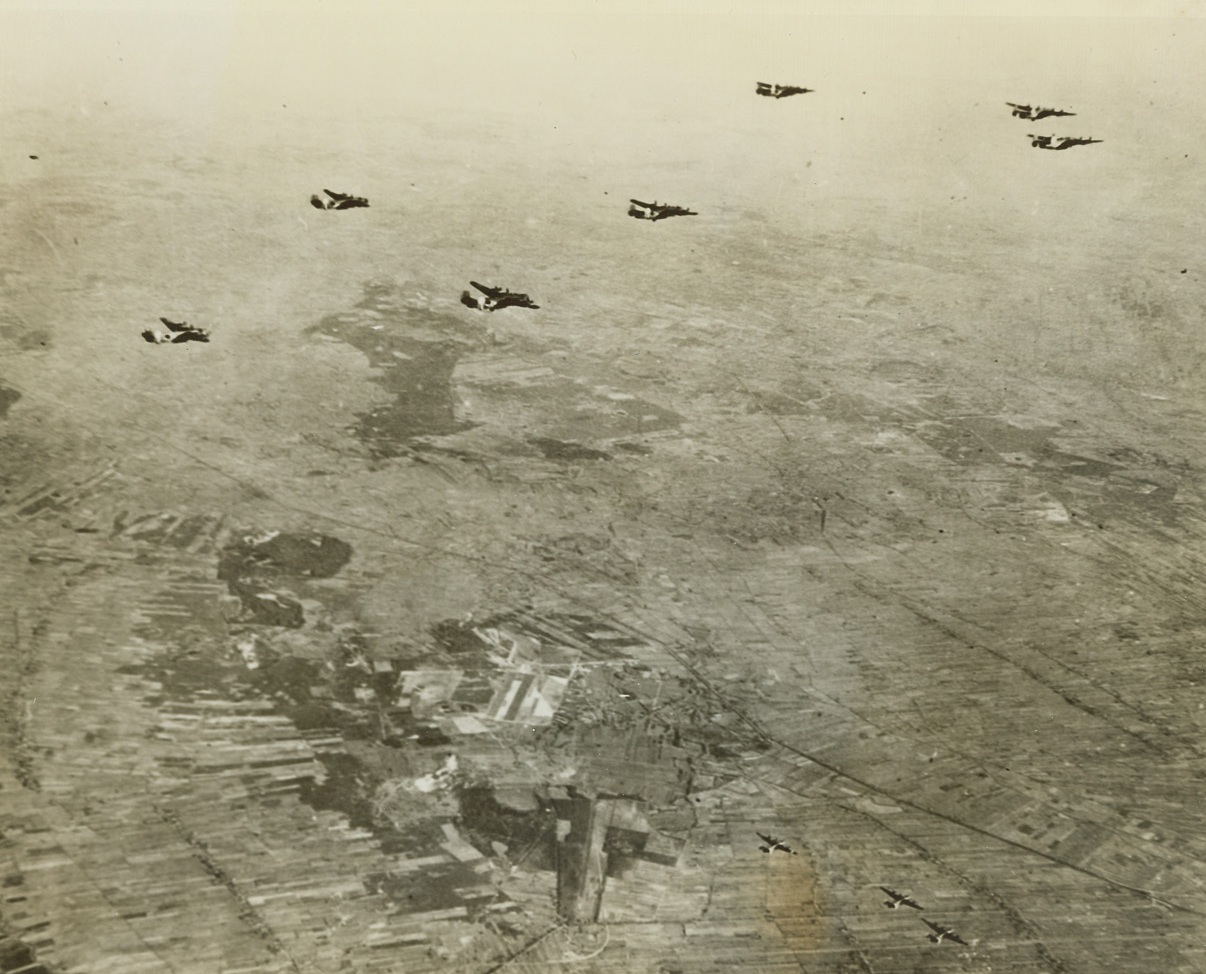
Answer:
3, 6, 1206, 973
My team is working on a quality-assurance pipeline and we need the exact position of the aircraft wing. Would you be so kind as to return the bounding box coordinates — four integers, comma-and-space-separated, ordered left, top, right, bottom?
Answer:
948, 932, 968, 946
323, 188, 352, 201
495, 293, 539, 310
470, 281, 502, 297
630, 198, 653, 208
923, 919, 945, 934
159, 317, 188, 332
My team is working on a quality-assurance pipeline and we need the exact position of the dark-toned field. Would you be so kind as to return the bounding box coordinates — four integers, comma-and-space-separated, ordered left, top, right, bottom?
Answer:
3, 4, 1206, 973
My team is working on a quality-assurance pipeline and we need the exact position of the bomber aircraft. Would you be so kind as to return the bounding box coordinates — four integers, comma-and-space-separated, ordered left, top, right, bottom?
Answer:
141, 318, 210, 344
1007, 102, 1075, 120
628, 199, 698, 222
311, 189, 370, 210
1029, 134, 1102, 150
460, 281, 540, 312
158, 317, 211, 342
923, 919, 968, 946
756, 82, 814, 98
879, 886, 923, 910
756, 832, 799, 855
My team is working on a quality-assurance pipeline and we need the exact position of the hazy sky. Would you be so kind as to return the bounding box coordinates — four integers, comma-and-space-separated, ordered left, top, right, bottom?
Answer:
2, 2, 1205, 398
3, 1, 1203, 130
3, 0, 1204, 264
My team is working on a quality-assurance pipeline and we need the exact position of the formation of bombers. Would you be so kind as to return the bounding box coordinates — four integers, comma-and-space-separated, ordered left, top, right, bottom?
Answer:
761, 841, 973, 949
875, 884, 968, 947
1007, 101, 1102, 150
138, 75, 1105, 522
111, 67, 1123, 962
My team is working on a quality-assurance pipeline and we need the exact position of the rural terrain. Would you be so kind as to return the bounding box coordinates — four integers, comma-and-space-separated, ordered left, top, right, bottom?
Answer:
3, 12, 1206, 972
